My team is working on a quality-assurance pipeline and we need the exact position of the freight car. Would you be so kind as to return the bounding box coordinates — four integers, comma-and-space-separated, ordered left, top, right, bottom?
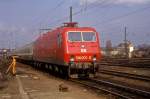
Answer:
14, 22, 101, 78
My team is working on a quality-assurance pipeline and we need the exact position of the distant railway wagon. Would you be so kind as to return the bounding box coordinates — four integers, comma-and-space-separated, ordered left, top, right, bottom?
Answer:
13, 22, 102, 78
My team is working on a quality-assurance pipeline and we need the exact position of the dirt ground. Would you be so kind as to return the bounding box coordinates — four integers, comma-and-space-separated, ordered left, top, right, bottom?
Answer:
0, 62, 107, 99
0, 58, 10, 89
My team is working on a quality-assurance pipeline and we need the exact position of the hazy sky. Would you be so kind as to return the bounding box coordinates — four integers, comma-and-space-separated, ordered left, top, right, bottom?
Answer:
0, 0, 150, 48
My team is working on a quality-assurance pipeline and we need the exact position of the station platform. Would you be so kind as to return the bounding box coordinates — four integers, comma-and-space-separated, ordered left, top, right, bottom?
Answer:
0, 62, 106, 99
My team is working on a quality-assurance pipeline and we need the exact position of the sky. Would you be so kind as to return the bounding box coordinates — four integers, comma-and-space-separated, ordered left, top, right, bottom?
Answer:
0, 0, 150, 48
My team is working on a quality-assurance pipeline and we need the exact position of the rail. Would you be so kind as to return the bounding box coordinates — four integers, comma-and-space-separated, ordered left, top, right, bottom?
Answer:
99, 69, 150, 81
70, 78, 150, 99
99, 59, 150, 68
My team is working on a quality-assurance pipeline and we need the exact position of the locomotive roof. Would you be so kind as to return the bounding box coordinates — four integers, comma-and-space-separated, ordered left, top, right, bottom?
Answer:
40, 22, 97, 37
57, 22, 96, 31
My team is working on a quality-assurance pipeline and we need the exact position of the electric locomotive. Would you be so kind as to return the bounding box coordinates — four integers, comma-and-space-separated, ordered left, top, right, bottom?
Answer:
33, 22, 101, 78
13, 22, 101, 78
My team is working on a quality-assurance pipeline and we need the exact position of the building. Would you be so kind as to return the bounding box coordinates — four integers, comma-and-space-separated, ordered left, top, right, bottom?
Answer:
101, 41, 134, 58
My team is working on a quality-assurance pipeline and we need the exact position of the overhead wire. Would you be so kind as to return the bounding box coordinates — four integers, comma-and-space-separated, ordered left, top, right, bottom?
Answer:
46, 1, 150, 30
35, 0, 66, 28
47, 0, 112, 27
80, 0, 112, 14
96, 6, 150, 46
26, 0, 67, 37
92, 6, 150, 27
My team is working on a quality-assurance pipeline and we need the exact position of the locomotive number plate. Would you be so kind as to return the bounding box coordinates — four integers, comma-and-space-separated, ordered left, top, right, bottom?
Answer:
76, 56, 92, 60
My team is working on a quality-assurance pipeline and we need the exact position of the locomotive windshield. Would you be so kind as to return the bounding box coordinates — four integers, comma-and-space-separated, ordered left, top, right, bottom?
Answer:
68, 32, 82, 41
68, 32, 96, 42
82, 32, 96, 41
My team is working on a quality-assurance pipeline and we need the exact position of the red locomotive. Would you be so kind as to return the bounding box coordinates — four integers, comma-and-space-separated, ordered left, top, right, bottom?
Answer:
14, 22, 102, 78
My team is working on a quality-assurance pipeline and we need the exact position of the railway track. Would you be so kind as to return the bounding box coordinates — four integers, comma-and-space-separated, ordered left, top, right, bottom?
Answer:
14, 59, 150, 99
14, 61, 150, 99
99, 69, 150, 81
99, 62, 150, 68
99, 58, 150, 68
70, 78, 150, 99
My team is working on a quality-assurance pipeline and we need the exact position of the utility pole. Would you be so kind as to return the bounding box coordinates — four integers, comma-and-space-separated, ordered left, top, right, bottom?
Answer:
124, 27, 128, 58
70, 6, 72, 23
10, 32, 15, 49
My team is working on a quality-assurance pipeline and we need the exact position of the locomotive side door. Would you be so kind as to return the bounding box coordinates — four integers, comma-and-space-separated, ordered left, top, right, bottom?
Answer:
56, 32, 63, 64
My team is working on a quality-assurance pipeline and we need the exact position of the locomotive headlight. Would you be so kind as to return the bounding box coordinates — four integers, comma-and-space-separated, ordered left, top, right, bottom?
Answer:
70, 55, 75, 62
93, 55, 97, 61
93, 57, 96, 61
70, 58, 74, 62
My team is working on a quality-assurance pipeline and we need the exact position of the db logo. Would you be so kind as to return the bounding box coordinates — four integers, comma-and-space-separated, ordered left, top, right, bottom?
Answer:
81, 49, 87, 52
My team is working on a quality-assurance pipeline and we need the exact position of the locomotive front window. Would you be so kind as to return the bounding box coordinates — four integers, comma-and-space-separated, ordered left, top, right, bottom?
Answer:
68, 32, 82, 41
82, 32, 96, 41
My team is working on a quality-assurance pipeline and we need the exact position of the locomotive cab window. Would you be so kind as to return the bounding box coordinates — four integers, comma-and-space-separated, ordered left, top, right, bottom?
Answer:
82, 32, 96, 41
68, 31, 96, 42
68, 32, 82, 41
57, 33, 62, 48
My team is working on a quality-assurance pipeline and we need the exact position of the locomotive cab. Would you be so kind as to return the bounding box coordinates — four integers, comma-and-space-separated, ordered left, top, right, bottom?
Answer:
64, 26, 101, 78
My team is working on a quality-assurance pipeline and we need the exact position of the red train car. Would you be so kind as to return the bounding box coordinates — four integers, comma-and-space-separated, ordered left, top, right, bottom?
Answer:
33, 22, 101, 78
